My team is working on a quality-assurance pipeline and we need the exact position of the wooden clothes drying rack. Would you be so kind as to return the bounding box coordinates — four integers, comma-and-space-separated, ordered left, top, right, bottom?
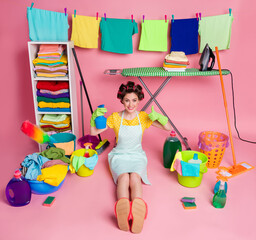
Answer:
105, 67, 231, 150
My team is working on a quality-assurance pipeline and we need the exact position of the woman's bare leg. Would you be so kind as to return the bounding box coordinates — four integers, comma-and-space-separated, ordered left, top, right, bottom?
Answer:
117, 173, 130, 200
129, 173, 142, 200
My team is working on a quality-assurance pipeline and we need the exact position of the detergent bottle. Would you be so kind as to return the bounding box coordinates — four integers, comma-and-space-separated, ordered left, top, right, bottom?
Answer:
188, 153, 202, 164
163, 130, 182, 168
5, 170, 31, 207
212, 181, 227, 208
95, 104, 107, 129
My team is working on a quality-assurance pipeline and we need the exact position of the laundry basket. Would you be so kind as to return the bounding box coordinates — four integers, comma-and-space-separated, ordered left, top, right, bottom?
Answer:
198, 131, 229, 168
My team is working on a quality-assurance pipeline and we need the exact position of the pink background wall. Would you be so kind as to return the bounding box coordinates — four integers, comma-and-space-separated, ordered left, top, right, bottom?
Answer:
0, 0, 256, 239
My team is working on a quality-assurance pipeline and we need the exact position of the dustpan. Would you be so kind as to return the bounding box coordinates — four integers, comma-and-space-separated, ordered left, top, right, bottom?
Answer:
215, 47, 254, 179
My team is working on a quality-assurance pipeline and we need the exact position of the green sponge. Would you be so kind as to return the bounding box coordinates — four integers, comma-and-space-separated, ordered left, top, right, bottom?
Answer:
182, 201, 197, 209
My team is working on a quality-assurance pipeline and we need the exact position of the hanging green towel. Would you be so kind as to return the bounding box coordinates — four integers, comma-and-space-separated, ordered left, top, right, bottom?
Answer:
198, 14, 234, 53
100, 18, 138, 54
139, 20, 169, 52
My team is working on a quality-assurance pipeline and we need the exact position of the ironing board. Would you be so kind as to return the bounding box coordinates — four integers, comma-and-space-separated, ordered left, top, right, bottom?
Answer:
105, 67, 231, 150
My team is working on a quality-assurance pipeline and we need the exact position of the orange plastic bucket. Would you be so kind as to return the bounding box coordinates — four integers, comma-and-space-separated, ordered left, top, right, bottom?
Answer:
198, 131, 229, 168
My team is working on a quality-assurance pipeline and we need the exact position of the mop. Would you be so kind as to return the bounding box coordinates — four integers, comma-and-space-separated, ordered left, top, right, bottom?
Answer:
72, 48, 109, 154
215, 47, 254, 180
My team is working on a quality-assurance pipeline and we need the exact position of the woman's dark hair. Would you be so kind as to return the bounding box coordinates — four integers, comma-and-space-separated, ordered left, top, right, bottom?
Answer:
117, 81, 144, 101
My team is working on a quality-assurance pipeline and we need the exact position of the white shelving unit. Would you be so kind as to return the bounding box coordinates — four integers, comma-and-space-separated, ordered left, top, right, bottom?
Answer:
28, 41, 79, 151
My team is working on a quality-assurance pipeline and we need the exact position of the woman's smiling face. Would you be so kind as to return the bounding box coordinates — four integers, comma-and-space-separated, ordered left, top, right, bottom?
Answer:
122, 92, 140, 113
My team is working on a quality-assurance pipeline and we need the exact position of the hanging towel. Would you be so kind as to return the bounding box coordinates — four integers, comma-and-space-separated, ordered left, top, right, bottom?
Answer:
100, 18, 138, 54
170, 18, 199, 55
139, 20, 169, 52
71, 15, 101, 48
27, 7, 69, 41
198, 14, 234, 53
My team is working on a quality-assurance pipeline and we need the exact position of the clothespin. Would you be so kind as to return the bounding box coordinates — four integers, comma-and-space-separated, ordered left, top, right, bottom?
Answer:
229, 8, 232, 16
74, 9, 76, 18
64, 8, 67, 16
172, 14, 174, 23
131, 14, 133, 22
199, 12, 201, 20
30, 2, 34, 10
104, 13, 106, 21
143, 15, 145, 23
196, 13, 199, 21
96, 12, 98, 20
165, 15, 167, 23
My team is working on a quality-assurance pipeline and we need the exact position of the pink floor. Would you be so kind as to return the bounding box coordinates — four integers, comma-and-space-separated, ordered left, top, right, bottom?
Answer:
1, 125, 255, 240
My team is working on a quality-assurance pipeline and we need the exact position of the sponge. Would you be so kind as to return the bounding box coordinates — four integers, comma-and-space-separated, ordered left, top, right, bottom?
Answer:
182, 201, 197, 209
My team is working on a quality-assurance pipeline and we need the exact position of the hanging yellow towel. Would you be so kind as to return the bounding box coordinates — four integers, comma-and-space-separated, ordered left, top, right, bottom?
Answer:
37, 165, 68, 186
71, 15, 101, 48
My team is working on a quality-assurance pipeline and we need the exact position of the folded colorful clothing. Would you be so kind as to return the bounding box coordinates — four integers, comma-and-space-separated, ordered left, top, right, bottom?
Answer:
37, 96, 70, 103
42, 126, 72, 132
38, 101, 70, 109
37, 81, 69, 91
33, 54, 67, 65
38, 107, 71, 112
165, 52, 188, 62
40, 114, 70, 124
39, 89, 69, 95
36, 73, 67, 77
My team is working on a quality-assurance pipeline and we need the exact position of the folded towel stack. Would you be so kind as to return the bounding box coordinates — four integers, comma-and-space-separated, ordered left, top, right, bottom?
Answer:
163, 51, 190, 72
33, 44, 68, 78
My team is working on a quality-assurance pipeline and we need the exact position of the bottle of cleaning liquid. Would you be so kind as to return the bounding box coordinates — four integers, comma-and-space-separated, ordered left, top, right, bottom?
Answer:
5, 170, 31, 207
95, 104, 107, 129
163, 130, 182, 168
188, 153, 202, 164
212, 181, 227, 208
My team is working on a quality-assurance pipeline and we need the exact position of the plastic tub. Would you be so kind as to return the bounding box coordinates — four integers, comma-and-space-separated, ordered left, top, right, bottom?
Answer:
78, 135, 100, 149
172, 151, 208, 188
48, 133, 76, 155
28, 178, 65, 195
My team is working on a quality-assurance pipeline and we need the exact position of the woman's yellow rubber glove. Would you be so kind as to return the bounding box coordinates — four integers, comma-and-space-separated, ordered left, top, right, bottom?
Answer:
148, 106, 168, 126
90, 107, 107, 127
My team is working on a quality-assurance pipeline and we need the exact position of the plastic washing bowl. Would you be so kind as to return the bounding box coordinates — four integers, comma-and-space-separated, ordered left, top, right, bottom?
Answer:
28, 178, 65, 195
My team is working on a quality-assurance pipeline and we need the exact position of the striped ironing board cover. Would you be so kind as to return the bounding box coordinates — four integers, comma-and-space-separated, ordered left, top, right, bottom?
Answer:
121, 67, 230, 77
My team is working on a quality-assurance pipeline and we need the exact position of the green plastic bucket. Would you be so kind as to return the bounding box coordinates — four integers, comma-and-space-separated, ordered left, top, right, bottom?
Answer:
176, 151, 208, 188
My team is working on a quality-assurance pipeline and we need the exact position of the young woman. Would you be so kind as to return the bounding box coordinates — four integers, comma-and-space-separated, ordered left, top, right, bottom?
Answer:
90, 81, 171, 233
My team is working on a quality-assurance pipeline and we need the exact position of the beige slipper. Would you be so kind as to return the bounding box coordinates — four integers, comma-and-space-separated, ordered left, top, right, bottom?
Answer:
114, 198, 131, 231
130, 198, 147, 234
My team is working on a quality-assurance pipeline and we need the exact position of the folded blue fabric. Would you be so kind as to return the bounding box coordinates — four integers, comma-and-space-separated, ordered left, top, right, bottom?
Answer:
21, 153, 49, 180
180, 161, 200, 177
38, 107, 71, 112
27, 7, 69, 41
170, 18, 199, 55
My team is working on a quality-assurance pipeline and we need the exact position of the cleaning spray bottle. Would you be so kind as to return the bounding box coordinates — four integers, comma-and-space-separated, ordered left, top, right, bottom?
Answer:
163, 130, 182, 168
212, 180, 227, 208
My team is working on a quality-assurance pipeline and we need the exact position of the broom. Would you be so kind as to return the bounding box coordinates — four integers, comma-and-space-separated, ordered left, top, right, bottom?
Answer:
215, 47, 254, 179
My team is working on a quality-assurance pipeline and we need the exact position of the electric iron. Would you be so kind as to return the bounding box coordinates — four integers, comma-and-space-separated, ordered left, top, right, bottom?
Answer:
199, 43, 215, 71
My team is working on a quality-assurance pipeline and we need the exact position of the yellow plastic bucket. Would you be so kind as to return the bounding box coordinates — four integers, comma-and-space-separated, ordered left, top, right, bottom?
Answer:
70, 148, 98, 177
171, 151, 208, 188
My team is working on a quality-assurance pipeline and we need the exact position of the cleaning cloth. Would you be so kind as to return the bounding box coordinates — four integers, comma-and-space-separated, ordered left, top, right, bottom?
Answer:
139, 20, 169, 52
40, 147, 70, 163
180, 161, 200, 177
170, 18, 199, 55
198, 14, 234, 53
21, 153, 50, 180
100, 18, 138, 54
37, 165, 68, 186
71, 15, 101, 48
27, 7, 69, 41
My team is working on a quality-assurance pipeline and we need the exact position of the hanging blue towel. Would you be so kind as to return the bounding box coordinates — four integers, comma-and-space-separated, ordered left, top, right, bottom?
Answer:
27, 7, 69, 41
180, 161, 200, 177
170, 18, 199, 55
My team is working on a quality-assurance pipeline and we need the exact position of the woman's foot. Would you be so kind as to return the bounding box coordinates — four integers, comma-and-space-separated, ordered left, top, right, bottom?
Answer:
130, 198, 147, 233
115, 198, 131, 231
